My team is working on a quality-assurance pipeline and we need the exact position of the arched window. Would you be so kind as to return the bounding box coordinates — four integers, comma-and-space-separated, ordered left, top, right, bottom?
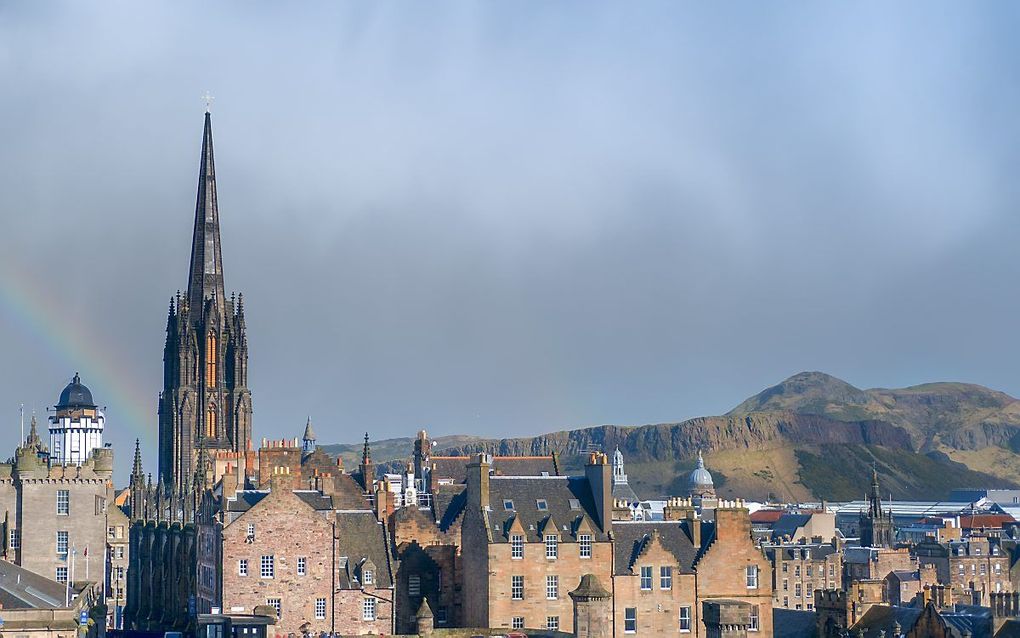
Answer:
206, 333, 217, 388
206, 404, 217, 438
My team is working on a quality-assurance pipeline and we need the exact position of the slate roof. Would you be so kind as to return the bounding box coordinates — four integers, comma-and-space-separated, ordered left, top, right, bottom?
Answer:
764, 544, 837, 561
887, 570, 918, 583
0, 560, 79, 608
330, 473, 374, 510
486, 476, 607, 543
432, 484, 467, 532
850, 605, 923, 638
612, 521, 699, 575
336, 511, 393, 589
612, 481, 641, 504
941, 605, 991, 638
773, 609, 817, 638
429, 456, 559, 482
771, 514, 812, 539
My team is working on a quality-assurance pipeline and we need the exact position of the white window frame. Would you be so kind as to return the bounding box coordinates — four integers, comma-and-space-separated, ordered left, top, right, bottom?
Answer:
545, 534, 558, 559
511, 575, 524, 600
363, 597, 376, 621
679, 606, 691, 632
625, 607, 637, 633
579, 533, 592, 558
640, 565, 652, 590
510, 534, 524, 559
746, 565, 759, 589
56, 566, 68, 583
57, 490, 69, 516
260, 555, 274, 579
238, 559, 248, 576
266, 598, 281, 618
660, 565, 672, 590
297, 557, 306, 576
56, 530, 68, 556
749, 604, 760, 631
546, 616, 559, 631
315, 598, 326, 620
511, 617, 524, 630
9, 529, 18, 550
546, 575, 558, 600
363, 569, 373, 585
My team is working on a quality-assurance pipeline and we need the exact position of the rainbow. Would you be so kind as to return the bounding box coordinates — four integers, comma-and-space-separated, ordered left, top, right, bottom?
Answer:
0, 253, 157, 450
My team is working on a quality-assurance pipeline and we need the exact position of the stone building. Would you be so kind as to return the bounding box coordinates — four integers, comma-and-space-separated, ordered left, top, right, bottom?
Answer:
612, 521, 699, 635
207, 476, 394, 635
159, 109, 252, 495
859, 469, 894, 549
460, 452, 614, 634
914, 533, 1014, 604
763, 542, 841, 611
570, 574, 612, 638
47, 374, 105, 466
0, 377, 123, 629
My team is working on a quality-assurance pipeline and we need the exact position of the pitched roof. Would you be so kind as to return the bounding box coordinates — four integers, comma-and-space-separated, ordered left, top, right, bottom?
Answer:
432, 484, 467, 532
0, 560, 79, 608
429, 455, 559, 482
335, 511, 392, 589
612, 522, 698, 575
764, 544, 837, 561
486, 476, 607, 543
771, 514, 813, 539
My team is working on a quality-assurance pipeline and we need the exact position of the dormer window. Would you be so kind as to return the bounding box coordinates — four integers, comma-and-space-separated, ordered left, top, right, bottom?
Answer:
569, 499, 581, 510
503, 500, 515, 511
536, 499, 548, 511
363, 569, 374, 585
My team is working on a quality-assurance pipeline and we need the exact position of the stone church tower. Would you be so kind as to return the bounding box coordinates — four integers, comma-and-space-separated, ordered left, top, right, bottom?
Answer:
860, 467, 894, 548
158, 111, 252, 494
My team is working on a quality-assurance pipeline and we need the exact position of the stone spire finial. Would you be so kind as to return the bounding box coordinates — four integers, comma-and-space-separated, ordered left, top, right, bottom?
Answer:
186, 111, 227, 319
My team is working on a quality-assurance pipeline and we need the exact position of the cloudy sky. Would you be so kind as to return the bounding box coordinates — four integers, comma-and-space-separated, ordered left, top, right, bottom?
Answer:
2, 2, 1019, 481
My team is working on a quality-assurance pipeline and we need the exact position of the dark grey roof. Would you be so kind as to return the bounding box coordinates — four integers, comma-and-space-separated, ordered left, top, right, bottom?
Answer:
771, 514, 812, 540
335, 511, 392, 589
941, 605, 991, 638
429, 456, 559, 482
887, 570, 918, 582
773, 609, 816, 638
850, 605, 924, 638
612, 481, 641, 504
764, 544, 837, 561
612, 522, 698, 575
486, 476, 607, 543
225, 490, 269, 512
56, 373, 95, 409
294, 490, 334, 511
432, 484, 466, 532
0, 560, 79, 608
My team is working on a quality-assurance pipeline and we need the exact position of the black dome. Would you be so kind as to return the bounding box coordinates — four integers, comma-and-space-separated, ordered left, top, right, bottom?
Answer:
57, 373, 95, 409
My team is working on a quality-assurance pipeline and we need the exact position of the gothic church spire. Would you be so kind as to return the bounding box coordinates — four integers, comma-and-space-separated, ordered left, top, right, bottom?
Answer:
187, 111, 227, 319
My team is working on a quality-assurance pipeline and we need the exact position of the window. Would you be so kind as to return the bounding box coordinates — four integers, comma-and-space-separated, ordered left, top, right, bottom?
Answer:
315, 598, 326, 620
806, 582, 813, 596
363, 598, 376, 621
108, 527, 116, 539
660, 566, 673, 590
511, 535, 524, 559
56, 531, 68, 556
260, 555, 274, 578
511, 575, 524, 600
750, 605, 760, 631
238, 559, 248, 576
546, 575, 558, 600
996, 564, 1003, 575
746, 565, 759, 589
536, 499, 548, 511
9, 529, 18, 550
782, 578, 788, 591
409, 575, 421, 597
783, 597, 789, 608
116, 546, 124, 559
545, 535, 558, 559
579, 534, 592, 558
363, 569, 373, 585
782, 562, 788, 573
437, 608, 448, 625
569, 498, 581, 510
206, 404, 217, 438
503, 500, 514, 511
981, 564, 987, 576
795, 583, 802, 598
806, 565, 813, 577
57, 490, 69, 515
546, 616, 559, 631
297, 557, 307, 576
625, 608, 637, 633
829, 564, 834, 578
794, 565, 800, 577
640, 566, 653, 590
512, 617, 525, 630
56, 566, 68, 583
247, 523, 255, 538
206, 333, 217, 388
266, 598, 281, 618
679, 606, 691, 632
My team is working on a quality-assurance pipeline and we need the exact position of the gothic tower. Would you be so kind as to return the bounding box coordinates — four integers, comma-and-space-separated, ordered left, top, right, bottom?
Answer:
158, 111, 252, 494
859, 467, 894, 548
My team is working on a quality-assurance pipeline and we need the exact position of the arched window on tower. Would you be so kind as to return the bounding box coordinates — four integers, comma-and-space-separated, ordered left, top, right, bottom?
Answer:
206, 404, 216, 439
206, 333, 217, 388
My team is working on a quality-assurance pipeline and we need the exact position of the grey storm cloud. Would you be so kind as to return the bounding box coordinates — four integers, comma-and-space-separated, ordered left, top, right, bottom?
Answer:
1, 2, 1020, 481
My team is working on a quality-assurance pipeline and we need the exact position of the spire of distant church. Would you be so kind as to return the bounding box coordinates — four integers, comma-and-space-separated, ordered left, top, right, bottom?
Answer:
868, 464, 883, 517
187, 111, 227, 318
132, 438, 143, 477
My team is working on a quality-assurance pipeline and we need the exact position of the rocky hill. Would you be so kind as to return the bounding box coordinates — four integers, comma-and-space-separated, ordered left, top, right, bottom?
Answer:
328, 372, 1020, 502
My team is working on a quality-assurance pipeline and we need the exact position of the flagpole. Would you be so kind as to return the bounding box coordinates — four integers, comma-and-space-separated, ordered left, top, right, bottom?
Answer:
85, 546, 89, 581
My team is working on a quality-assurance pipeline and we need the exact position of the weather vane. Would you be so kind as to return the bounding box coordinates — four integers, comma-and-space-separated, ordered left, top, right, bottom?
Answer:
202, 91, 215, 112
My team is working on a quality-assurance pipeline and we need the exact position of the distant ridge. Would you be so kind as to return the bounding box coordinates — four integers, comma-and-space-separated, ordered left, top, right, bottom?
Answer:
325, 371, 1020, 501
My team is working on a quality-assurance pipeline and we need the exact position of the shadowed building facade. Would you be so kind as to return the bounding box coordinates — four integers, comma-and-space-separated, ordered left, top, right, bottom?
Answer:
159, 110, 252, 495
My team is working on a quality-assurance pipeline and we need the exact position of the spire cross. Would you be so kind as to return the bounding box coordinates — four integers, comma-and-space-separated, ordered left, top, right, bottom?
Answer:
202, 91, 215, 112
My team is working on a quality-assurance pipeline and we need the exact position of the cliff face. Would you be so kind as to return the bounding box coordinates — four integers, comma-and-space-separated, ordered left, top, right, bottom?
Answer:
437, 413, 913, 462
333, 371, 1020, 501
